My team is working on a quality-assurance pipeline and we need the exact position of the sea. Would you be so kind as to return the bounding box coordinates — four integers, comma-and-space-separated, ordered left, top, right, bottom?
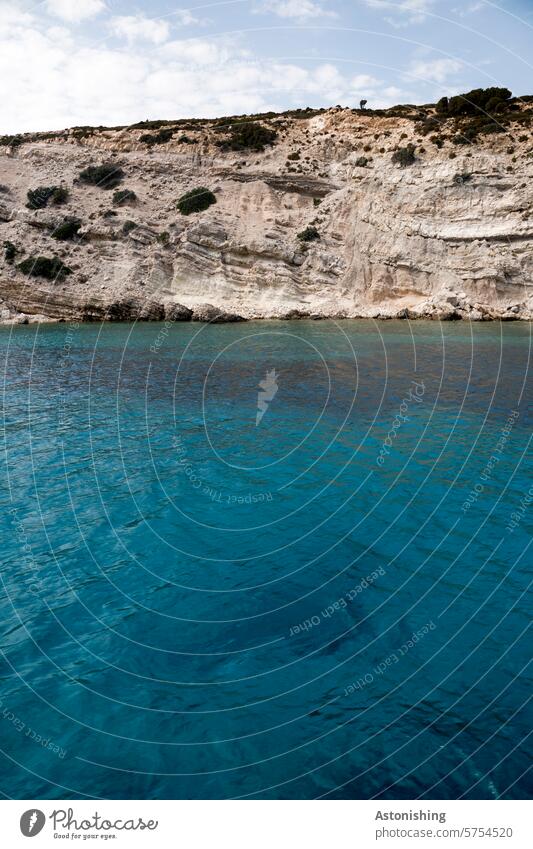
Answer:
0, 319, 531, 799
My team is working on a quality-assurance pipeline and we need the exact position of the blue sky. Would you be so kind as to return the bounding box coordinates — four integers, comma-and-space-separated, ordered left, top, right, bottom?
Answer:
1, 1, 532, 133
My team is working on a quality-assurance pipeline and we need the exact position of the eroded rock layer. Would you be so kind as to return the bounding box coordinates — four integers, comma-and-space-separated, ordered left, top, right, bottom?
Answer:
1, 105, 532, 323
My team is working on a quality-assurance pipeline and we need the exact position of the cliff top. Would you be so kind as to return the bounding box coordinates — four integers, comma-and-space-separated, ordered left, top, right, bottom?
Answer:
2, 87, 532, 163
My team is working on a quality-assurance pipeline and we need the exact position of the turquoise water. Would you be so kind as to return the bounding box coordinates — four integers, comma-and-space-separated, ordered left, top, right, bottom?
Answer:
0, 319, 531, 800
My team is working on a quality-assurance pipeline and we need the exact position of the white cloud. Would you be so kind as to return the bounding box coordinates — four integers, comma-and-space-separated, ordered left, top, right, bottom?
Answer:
175, 9, 204, 26
45, 24, 73, 45
0, 8, 414, 133
366, 0, 432, 12
45, 0, 105, 23
399, 0, 432, 12
452, 2, 484, 17
365, 0, 434, 27
259, 1, 336, 20
347, 74, 412, 108
0, 1, 34, 28
350, 74, 382, 90
111, 15, 170, 44
160, 38, 237, 65
408, 58, 462, 84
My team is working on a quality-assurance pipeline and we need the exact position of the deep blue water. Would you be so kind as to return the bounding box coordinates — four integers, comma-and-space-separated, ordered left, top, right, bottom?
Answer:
0, 319, 531, 800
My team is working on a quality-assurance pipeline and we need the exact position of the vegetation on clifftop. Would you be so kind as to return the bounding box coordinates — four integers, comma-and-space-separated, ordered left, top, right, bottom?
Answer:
216, 121, 277, 151
140, 127, 175, 145
436, 87, 512, 118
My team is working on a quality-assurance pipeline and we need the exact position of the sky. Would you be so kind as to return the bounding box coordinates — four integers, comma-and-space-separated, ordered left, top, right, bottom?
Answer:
0, 0, 532, 133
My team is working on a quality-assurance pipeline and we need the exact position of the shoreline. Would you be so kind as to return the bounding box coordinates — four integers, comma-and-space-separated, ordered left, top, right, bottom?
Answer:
1, 310, 531, 327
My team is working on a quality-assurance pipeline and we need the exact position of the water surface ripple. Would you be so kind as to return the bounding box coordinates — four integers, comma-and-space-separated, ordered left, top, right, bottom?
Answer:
0, 320, 531, 799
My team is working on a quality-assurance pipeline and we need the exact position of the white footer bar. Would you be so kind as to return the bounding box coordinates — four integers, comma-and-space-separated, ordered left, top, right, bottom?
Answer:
1, 799, 530, 848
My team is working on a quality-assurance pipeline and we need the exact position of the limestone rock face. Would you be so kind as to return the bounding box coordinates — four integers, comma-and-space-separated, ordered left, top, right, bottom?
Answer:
1, 106, 532, 322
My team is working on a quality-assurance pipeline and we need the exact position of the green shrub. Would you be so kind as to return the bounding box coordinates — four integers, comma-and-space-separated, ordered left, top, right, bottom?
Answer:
79, 163, 124, 189
157, 231, 170, 245
392, 144, 416, 167
217, 122, 277, 151
113, 189, 137, 206
177, 187, 217, 215
122, 220, 137, 235
51, 218, 81, 240
4, 241, 16, 263
52, 186, 69, 205
72, 127, 94, 140
140, 128, 175, 145
486, 96, 508, 114
27, 185, 68, 210
27, 187, 54, 209
313, 198, 322, 207
287, 151, 301, 161
0, 134, 24, 148
355, 156, 369, 167
297, 226, 320, 242
417, 116, 441, 136
438, 87, 512, 118
178, 135, 194, 144
17, 255, 72, 280
131, 119, 173, 130
479, 122, 507, 135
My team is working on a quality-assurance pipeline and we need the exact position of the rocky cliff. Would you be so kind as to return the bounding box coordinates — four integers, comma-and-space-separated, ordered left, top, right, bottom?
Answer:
1, 99, 532, 323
